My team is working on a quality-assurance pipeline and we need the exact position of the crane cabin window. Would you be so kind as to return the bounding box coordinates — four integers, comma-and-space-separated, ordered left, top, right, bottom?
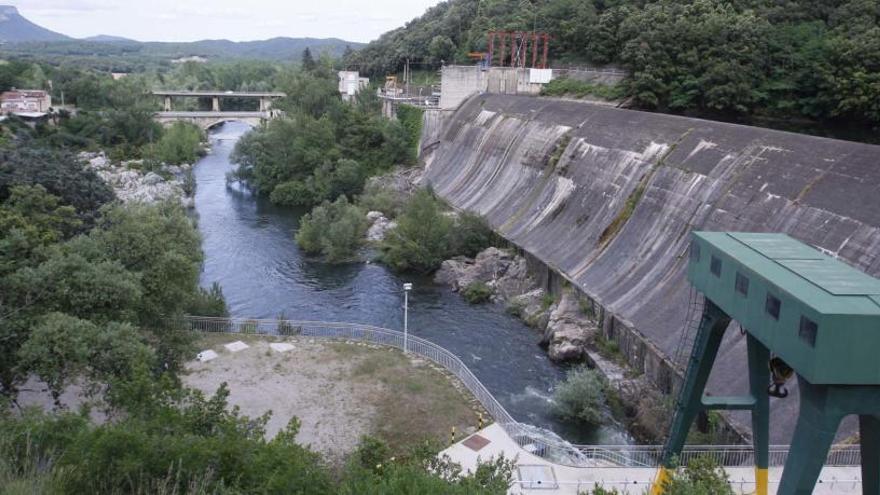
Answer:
710, 256, 722, 277
735, 272, 750, 296
765, 294, 781, 320
799, 316, 818, 347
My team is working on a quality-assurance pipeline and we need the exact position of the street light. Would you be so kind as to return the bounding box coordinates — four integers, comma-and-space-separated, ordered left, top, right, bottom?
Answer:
403, 283, 413, 353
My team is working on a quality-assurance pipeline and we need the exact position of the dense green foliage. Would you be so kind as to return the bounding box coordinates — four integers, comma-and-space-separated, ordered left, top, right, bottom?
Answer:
552, 366, 607, 426
231, 70, 415, 208
296, 196, 368, 262
380, 189, 455, 274
0, 397, 513, 494
662, 456, 735, 494
380, 189, 499, 273
155, 122, 205, 165
350, 0, 880, 127
541, 77, 625, 100
2, 38, 359, 72
0, 147, 114, 224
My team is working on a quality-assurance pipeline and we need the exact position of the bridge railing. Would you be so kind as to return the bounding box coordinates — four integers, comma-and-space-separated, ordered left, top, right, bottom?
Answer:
177, 316, 861, 469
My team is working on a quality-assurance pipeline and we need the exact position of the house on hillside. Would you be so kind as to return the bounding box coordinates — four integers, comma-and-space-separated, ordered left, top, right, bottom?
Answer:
0, 89, 52, 114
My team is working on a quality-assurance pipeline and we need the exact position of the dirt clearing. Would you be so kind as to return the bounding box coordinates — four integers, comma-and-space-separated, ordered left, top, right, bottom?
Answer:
185, 333, 486, 463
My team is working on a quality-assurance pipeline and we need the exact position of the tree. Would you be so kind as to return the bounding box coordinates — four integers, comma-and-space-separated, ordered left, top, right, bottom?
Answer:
302, 47, 317, 72
380, 189, 454, 274
155, 121, 204, 164
0, 147, 114, 224
552, 366, 607, 425
296, 196, 367, 262
663, 456, 734, 494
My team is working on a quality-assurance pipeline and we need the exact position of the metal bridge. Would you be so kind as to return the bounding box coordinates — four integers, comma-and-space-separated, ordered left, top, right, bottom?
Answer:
152, 90, 286, 129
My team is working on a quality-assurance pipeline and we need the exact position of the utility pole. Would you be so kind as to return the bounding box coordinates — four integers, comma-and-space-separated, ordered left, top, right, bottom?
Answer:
403, 282, 412, 353
405, 58, 410, 98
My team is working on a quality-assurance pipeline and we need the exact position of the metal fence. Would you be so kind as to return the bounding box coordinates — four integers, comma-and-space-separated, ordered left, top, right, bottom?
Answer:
575, 444, 861, 468
178, 316, 861, 469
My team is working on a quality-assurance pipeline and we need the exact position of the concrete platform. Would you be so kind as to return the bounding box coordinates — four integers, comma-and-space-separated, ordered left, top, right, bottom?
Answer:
269, 342, 295, 353
196, 349, 218, 362
441, 424, 863, 494
224, 341, 249, 352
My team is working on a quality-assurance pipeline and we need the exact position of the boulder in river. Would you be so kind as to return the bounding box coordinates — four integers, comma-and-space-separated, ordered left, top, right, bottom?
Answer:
544, 290, 596, 363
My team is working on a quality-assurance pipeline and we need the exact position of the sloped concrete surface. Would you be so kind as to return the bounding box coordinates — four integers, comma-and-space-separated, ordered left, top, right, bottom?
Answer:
422, 94, 880, 443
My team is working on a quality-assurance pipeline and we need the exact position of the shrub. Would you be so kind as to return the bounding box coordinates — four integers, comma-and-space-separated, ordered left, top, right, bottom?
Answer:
663, 456, 734, 494
541, 77, 624, 101
296, 196, 367, 262
270, 179, 316, 206
462, 281, 493, 304
380, 189, 453, 273
552, 367, 606, 425
450, 211, 501, 258
156, 122, 203, 165
186, 282, 229, 317
357, 181, 406, 218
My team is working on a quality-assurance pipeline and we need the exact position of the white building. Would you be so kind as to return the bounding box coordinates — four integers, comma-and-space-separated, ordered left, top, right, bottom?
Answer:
338, 71, 370, 102
0, 89, 52, 114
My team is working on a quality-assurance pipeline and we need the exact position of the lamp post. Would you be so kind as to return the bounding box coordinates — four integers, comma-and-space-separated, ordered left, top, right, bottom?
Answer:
403, 283, 413, 353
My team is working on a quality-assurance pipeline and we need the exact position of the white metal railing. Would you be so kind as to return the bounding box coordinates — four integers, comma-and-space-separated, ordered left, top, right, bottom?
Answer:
574, 444, 861, 468
177, 316, 861, 469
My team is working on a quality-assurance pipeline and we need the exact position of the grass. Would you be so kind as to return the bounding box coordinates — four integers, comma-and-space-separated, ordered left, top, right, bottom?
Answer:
191, 334, 487, 455
597, 181, 647, 247
462, 281, 493, 304
541, 77, 625, 101
328, 343, 485, 453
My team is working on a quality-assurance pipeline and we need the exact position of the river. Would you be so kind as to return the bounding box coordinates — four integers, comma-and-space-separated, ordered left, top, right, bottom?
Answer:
193, 122, 630, 445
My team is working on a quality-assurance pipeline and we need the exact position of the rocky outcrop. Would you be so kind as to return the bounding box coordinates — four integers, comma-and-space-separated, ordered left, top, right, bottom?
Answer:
365, 211, 397, 242
435, 247, 534, 301
81, 152, 194, 207
544, 291, 596, 362
435, 247, 597, 363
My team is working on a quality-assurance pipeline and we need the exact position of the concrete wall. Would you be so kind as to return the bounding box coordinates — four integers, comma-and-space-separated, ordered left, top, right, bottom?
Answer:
439, 66, 545, 110
421, 94, 880, 443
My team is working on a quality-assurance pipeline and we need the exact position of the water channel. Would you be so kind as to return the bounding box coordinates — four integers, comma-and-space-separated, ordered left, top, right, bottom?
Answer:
193, 122, 630, 445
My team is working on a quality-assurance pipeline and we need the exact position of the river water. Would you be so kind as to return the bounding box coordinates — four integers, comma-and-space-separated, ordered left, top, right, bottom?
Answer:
193, 122, 629, 445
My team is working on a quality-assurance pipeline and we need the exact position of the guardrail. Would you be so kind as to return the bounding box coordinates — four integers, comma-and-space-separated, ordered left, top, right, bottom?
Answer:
575, 444, 861, 468
178, 316, 861, 469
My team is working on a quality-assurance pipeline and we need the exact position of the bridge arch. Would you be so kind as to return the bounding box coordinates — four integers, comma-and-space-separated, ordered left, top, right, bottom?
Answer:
204, 118, 260, 131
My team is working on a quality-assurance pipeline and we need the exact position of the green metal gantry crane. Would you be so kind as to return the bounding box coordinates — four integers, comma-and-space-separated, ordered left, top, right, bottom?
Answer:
653, 232, 880, 495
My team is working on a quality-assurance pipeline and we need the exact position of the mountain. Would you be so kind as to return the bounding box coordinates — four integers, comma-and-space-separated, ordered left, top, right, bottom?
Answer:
84, 34, 135, 43
0, 6, 360, 64
0, 5, 69, 42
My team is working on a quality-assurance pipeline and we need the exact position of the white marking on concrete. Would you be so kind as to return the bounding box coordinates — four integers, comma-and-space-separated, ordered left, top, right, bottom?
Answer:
224, 341, 249, 353
269, 342, 295, 353
684, 139, 717, 162
196, 350, 218, 362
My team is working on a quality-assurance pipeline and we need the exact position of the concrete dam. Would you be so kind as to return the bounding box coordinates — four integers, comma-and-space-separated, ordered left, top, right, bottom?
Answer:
420, 94, 880, 443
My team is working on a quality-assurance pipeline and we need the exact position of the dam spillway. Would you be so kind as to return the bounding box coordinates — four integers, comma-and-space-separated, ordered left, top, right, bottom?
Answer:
420, 94, 880, 443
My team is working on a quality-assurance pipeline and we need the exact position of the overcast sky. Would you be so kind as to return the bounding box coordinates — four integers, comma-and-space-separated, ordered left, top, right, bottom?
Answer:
14, 0, 441, 43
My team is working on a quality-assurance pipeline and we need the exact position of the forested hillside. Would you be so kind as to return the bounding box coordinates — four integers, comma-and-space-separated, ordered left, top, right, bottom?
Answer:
350, 0, 880, 126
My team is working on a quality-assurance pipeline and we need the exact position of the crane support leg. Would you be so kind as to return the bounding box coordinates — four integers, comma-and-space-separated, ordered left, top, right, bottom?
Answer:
860, 415, 880, 495
652, 299, 730, 494
777, 380, 843, 495
747, 334, 770, 495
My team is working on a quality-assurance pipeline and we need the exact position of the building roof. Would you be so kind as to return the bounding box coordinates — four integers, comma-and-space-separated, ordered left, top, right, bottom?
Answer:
1, 89, 49, 99
694, 232, 880, 315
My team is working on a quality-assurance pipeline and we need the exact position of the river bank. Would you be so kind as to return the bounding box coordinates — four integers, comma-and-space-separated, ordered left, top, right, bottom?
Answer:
191, 122, 631, 446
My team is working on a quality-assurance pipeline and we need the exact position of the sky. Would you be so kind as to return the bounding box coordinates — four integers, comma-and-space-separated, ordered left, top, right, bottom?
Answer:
13, 0, 441, 43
